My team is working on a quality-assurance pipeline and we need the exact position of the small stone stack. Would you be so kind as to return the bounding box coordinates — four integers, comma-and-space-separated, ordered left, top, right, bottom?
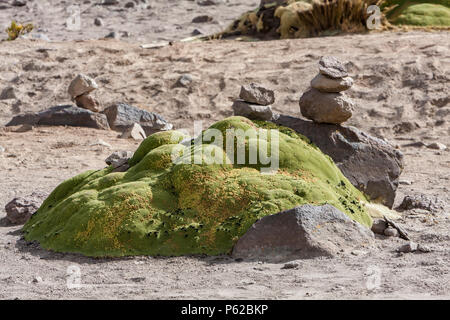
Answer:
68, 74, 101, 112
299, 56, 354, 124
232, 83, 279, 121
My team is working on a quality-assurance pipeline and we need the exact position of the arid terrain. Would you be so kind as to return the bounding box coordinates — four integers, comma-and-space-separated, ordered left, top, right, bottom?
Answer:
0, 0, 449, 300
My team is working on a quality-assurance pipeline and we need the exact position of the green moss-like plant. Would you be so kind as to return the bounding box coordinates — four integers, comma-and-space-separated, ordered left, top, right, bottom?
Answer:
383, 1, 450, 26
23, 117, 372, 257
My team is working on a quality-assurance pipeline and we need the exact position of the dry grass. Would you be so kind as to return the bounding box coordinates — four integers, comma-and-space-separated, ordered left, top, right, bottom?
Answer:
219, 0, 393, 39
296, 0, 385, 37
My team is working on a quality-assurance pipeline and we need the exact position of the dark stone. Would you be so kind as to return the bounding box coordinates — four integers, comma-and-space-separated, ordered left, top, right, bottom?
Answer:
232, 204, 374, 262
371, 218, 388, 235
192, 15, 214, 23
5, 192, 47, 225
274, 115, 404, 208
102, 103, 173, 135
105, 151, 133, 168
6, 105, 110, 130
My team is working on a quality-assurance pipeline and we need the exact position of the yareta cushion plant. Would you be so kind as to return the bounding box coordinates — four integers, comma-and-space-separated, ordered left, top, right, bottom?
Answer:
23, 117, 373, 257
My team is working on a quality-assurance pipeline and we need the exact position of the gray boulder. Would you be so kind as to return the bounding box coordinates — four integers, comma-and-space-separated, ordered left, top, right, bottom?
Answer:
299, 88, 354, 124
318, 56, 348, 79
274, 115, 404, 208
232, 204, 374, 262
310, 73, 354, 93
232, 99, 279, 121
6, 105, 110, 130
103, 103, 173, 135
239, 83, 275, 106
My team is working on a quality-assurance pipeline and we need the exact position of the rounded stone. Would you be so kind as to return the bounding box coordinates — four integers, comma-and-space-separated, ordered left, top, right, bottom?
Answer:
299, 88, 354, 124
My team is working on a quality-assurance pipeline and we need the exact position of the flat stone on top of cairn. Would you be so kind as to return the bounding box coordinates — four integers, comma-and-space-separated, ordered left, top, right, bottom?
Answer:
239, 82, 275, 106
233, 83, 279, 121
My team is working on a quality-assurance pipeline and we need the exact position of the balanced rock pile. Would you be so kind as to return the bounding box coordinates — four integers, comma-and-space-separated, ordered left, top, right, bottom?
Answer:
68, 74, 101, 112
232, 83, 279, 121
7, 74, 173, 136
299, 56, 354, 124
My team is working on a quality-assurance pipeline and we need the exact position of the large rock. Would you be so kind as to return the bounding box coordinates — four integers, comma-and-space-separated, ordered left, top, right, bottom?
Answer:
299, 88, 354, 124
239, 83, 275, 106
103, 103, 173, 135
232, 204, 374, 261
5, 192, 47, 225
232, 99, 279, 121
310, 73, 354, 93
274, 115, 404, 208
68, 74, 98, 99
318, 56, 348, 79
6, 105, 110, 130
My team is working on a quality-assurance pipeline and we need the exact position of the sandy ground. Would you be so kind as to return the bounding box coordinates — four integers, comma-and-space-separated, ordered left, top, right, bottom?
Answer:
0, 0, 257, 42
0, 1, 449, 300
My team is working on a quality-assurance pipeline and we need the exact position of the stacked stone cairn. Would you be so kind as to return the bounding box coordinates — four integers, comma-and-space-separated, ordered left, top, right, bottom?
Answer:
232, 83, 279, 121
68, 74, 101, 112
299, 56, 354, 124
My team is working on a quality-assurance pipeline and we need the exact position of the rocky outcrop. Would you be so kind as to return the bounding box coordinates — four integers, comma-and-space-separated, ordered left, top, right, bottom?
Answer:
103, 103, 173, 135
274, 115, 404, 208
6, 105, 110, 130
232, 204, 374, 262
